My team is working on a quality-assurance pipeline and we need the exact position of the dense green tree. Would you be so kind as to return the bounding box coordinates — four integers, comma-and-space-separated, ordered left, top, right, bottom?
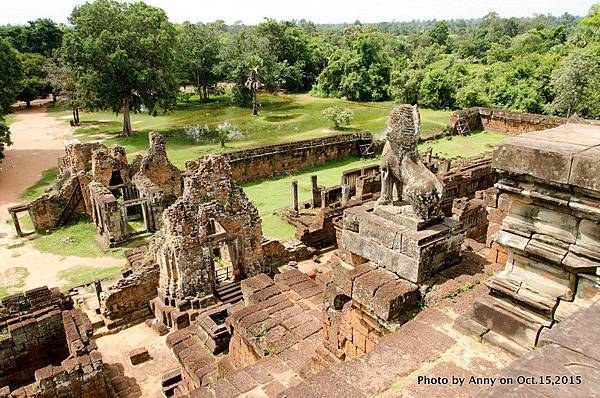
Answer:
177, 22, 223, 101
221, 28, 278, 107
62, 0, 179, 137
0, 39, 23, 160
44, 56, 80, 123
255, 19, 322, 91
428, 21, 449, 47
312, 26, 391, 101
548, 48, 600, 118
17, 52, 51, 107
0, 19, 62, 56
418, 57, 468, 109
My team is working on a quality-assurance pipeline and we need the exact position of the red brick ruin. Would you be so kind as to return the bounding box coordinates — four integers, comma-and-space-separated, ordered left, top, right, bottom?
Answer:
3, 107, 600, 398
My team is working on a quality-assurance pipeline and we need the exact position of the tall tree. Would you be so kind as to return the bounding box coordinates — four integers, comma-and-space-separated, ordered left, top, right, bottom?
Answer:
548, 48, 599, 118
17, 52, 50, 108
221, 28, 278, 107
63, 0, 179, 137
177, 22, 223, 102
428, 21, 449, 47
0, 39, 23, 160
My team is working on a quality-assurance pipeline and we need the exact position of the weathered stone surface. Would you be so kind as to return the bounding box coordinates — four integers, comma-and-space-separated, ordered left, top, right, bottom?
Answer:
472, 294, 548, 348
538, 300, 600, 360
493, 123, 600, 190
478, 344, 600, 398
129, 348, 151, 365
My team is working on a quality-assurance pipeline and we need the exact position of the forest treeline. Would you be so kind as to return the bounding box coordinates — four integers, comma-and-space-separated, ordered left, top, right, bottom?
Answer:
0, 1, 598, 155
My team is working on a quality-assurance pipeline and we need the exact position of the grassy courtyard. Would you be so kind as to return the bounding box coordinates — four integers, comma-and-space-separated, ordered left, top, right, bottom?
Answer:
49, 93, 452, 168
16, 93, 510, 262
242, 128, 507, 240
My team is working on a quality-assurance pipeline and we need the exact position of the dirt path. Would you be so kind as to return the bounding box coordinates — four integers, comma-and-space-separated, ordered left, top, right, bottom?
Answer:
0, 108, 124, 293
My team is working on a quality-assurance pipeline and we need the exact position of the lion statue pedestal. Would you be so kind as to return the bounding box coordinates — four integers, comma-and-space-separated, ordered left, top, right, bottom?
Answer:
336, 105, 463, 284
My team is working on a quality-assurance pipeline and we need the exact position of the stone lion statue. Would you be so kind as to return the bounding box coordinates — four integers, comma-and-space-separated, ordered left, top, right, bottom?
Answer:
377, 104, 445, 221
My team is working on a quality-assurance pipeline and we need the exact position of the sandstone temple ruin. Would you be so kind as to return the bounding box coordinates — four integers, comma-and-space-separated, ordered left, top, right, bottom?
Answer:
2, 105, 599, 398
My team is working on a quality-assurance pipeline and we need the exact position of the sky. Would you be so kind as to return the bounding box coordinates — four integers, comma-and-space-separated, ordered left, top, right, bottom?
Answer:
0, 0, 596, 25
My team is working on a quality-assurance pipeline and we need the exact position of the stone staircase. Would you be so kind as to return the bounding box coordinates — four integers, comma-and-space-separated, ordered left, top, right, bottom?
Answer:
215, 281, 243, 304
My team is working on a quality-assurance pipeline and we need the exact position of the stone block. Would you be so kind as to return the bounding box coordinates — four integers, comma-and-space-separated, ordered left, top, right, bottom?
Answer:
493, 135, 587, 185
129, 348, 150, 365
472, 295, 548, 348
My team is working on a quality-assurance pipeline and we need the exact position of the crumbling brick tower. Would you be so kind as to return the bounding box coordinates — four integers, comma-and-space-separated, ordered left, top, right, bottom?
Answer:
152, 154, 264, 327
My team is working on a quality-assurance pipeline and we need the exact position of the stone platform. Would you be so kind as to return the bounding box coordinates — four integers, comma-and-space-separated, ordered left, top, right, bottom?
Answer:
465, 123, 600, 350
340, 202, 463, 284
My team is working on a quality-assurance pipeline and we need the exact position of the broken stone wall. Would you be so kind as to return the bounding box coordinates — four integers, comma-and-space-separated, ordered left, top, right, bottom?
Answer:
224, 133, 373, 183
100, 265, 159, 331
322, 299, 383, 361
451, 193, 488, 242
448, 107, 600, 135
132, 132, 182, 231
261, 238, 316, 268
0, 309, 67, 390
0, 289, 112, 398
89, 182, 128, 246
19, 310, 113, 398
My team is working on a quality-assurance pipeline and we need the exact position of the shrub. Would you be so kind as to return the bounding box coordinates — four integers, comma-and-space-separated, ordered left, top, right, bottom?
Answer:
322, 106, 354, 129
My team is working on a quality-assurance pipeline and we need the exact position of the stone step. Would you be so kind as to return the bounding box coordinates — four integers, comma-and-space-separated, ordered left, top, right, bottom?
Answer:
471, 294, 552, 349
486, 273, 558, 317
215, 281, 240, 295
215, 282, 243, 304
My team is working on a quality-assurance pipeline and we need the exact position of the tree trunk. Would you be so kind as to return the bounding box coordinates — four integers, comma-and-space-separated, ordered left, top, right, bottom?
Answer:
26, 101, 31, 108
122, 98, 132, 137
52, 93, 57, 103
75, 108, 80, 125
252, 89, 258, 116
220, 138, 225, 148
72, 108, 77, 125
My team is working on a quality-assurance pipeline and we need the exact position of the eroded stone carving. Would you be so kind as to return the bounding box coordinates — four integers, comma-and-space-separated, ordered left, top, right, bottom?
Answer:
377, 104, 445, 224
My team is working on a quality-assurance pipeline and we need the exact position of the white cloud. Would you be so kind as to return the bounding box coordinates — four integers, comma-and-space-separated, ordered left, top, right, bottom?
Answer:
0, 0, 595, 25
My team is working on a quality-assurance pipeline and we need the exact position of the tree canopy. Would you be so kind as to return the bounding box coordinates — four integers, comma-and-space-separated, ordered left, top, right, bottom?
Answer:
0, 38, 23, 159
62, 0, 179, 136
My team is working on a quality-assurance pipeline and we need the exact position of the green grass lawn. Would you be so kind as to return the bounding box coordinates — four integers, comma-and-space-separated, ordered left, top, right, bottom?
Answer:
425, 130, 507, 158
20, 168, 58, 201
242, 156, 380, 240
5, 113, 16, 127
57, 265, 124, 291
49, 93, 452, 168
15, 215, 125, 258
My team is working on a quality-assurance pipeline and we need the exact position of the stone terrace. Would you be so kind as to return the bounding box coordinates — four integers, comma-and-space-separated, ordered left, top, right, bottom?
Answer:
168, 268, 326, 397
280, 271, 516, 398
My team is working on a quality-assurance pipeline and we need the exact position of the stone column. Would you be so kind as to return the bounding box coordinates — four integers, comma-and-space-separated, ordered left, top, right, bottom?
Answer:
425, 147, 433, 163
291, 179, 299, 215
341, 184, 351, 205
311, 175, 319, 208
94, 280, 102, 304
